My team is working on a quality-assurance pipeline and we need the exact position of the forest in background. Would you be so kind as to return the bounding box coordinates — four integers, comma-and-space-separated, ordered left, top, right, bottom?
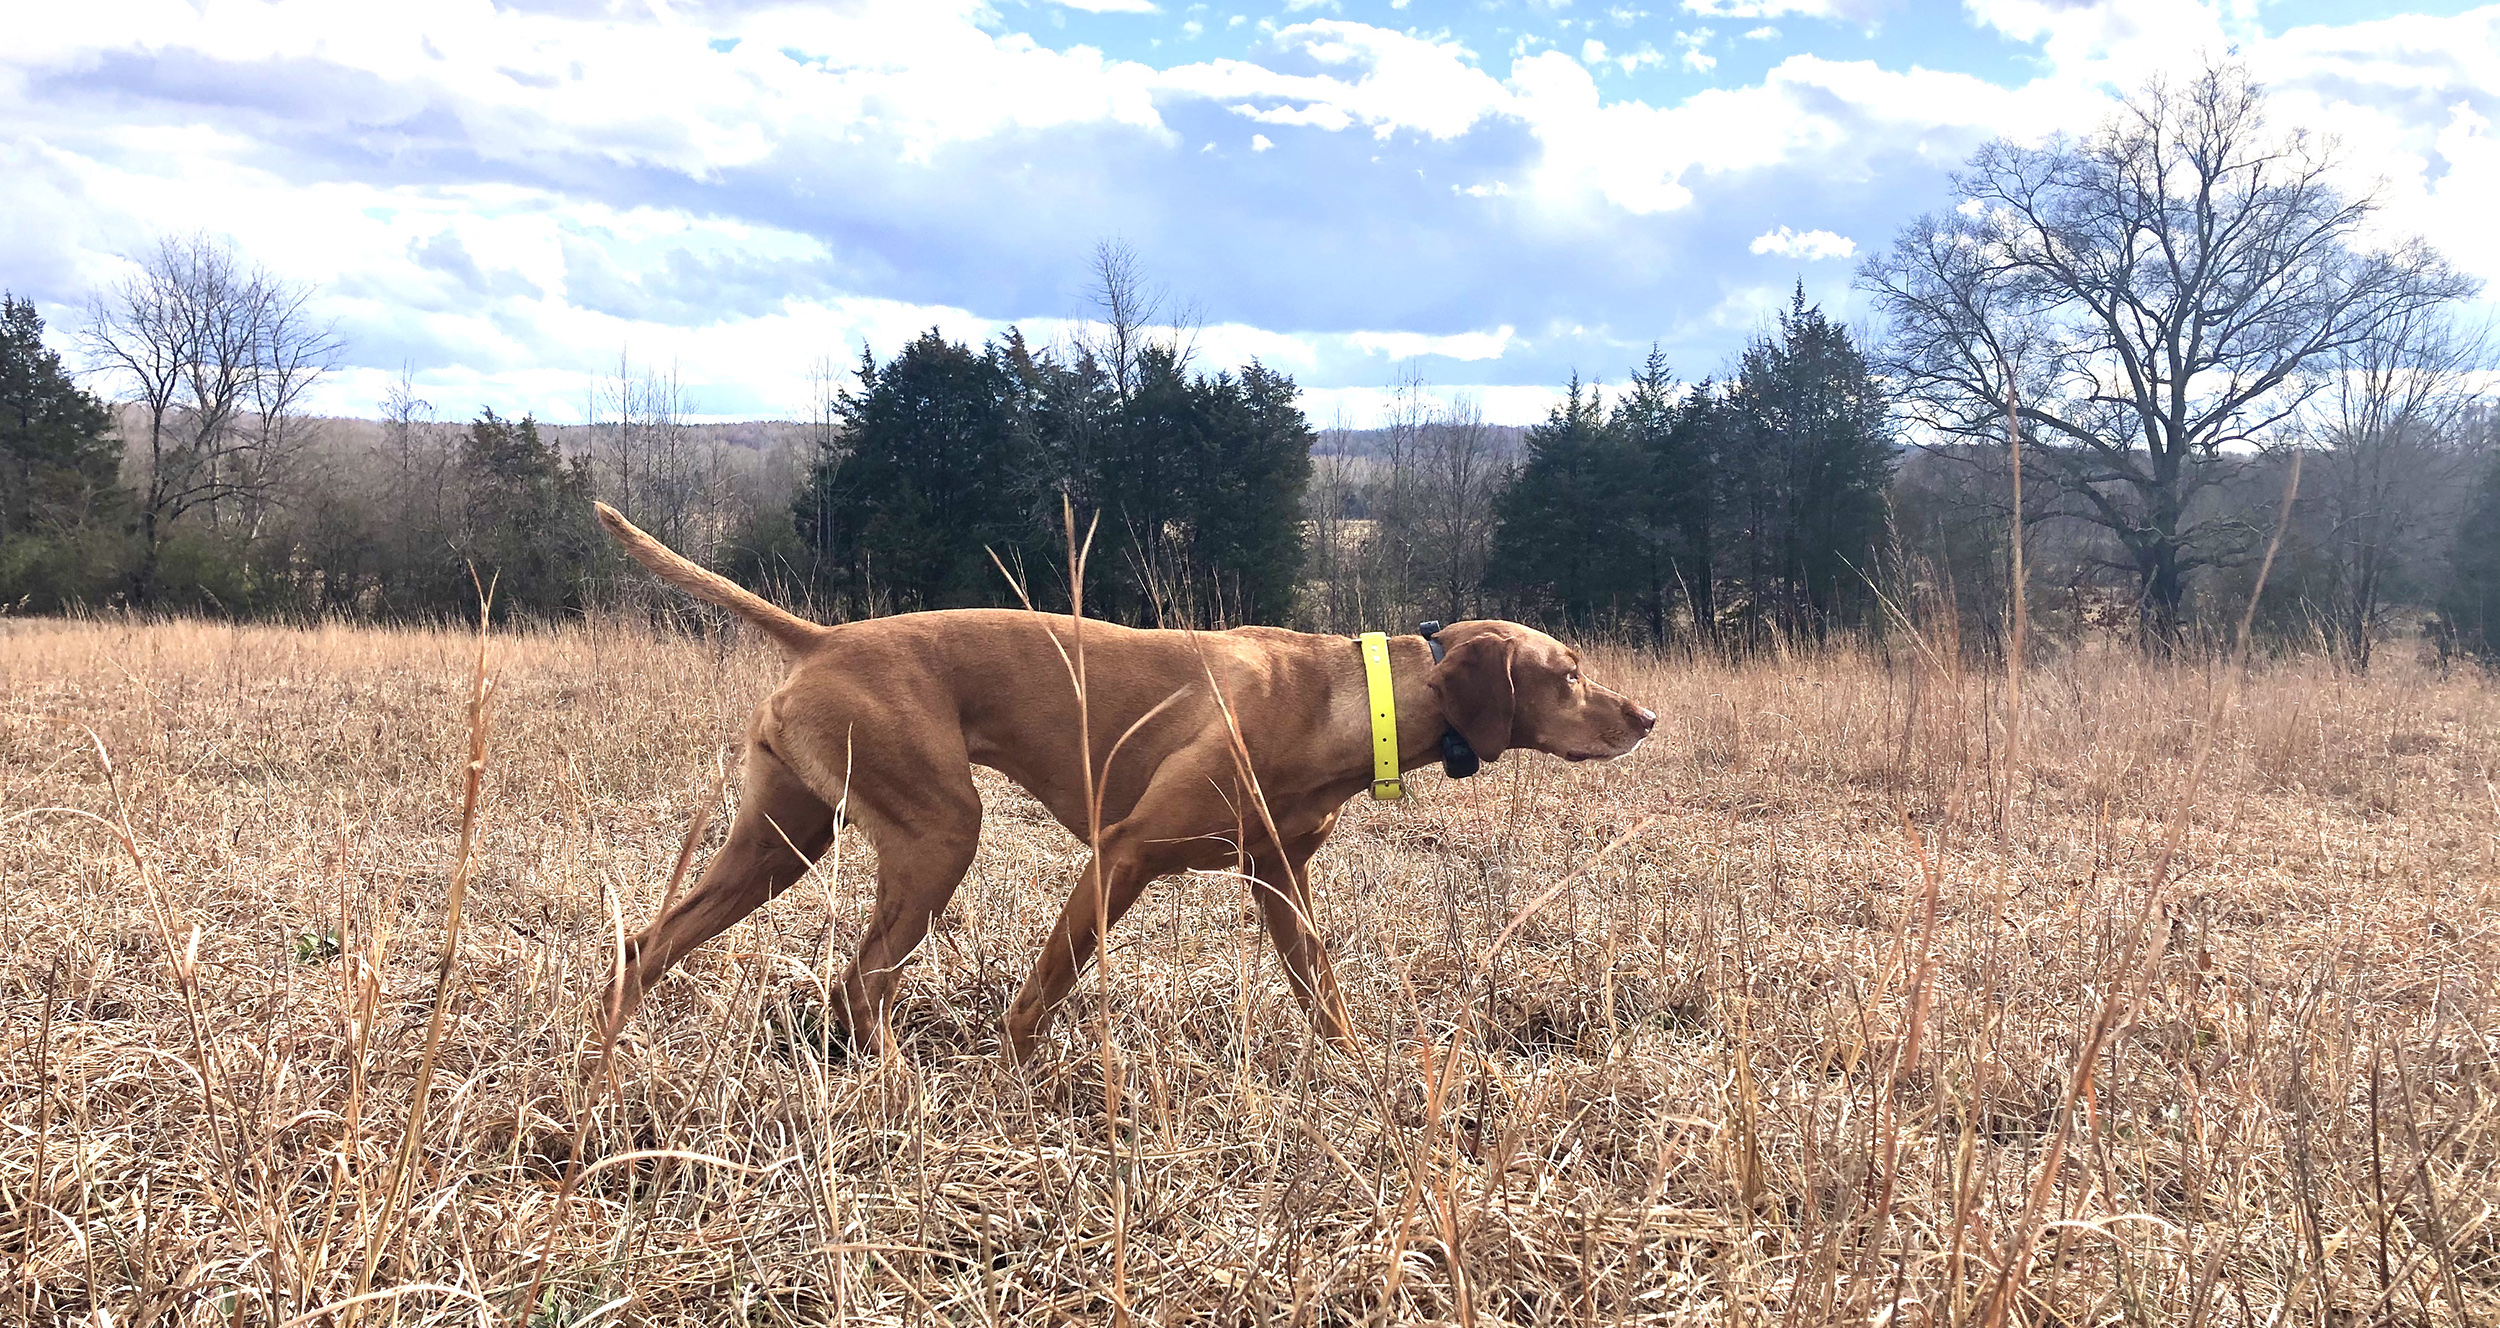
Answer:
5, 63, 2498, 663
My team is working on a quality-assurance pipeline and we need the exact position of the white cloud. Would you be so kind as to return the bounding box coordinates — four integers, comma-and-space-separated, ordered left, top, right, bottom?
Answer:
1348, 326, 1517, 360
1749, 226, 1856, 259
1583, 39, 1609, 65
1052, 0, 1159, 10
1502, 52, 2039, 216
1963, 0, 2237, 89
1192, 322, 1320, 370
1681, 0, 1834, 16
1161, 22, 1511, 141
1304, 382, 1566, 427
1677, 27, 1716, 73
1230, 101, 1356, 131
12, 0, 2495, 428
2251, 8, 2500, 287
1743, 26, 1779, 40
1611, 43, 1669, 74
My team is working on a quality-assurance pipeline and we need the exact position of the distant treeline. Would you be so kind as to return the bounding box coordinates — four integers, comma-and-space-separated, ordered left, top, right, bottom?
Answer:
0, 275, 1904, 647
6, 63, 2499, 662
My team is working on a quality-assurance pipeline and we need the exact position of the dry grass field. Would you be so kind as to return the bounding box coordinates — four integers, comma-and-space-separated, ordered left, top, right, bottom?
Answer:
3, 613, 2497, 1326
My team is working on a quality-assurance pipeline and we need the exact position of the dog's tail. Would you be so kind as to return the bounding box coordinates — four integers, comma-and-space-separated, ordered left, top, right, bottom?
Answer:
595, 502, 826, 653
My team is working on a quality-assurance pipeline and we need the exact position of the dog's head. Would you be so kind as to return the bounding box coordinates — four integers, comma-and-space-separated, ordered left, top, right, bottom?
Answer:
1423, 620, 1655, 764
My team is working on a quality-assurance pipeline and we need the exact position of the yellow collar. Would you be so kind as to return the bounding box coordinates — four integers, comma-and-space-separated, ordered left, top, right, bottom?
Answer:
1358, 631, 1403, 800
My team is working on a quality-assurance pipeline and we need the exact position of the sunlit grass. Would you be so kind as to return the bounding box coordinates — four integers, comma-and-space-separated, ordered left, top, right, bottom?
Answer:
2, 613, 2495, 1324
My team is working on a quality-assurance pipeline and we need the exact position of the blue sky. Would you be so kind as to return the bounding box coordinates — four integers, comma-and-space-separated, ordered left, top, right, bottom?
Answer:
5, 0, 2496, 425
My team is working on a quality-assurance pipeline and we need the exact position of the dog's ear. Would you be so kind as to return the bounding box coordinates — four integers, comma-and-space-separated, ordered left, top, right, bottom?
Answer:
1428, 632, 1514, 761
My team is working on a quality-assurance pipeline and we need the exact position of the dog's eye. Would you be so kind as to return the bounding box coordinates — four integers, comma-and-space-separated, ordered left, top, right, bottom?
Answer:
1566, 670, 1580, 684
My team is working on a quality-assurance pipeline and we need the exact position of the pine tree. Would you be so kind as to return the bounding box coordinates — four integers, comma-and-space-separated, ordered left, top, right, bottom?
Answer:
796, 331, 1039, 615
1720, 287, 1894, 641
1613, 349, 1715, 645
1180, 361, 1312, 624
457, 409, 601, 617
0, 294, 125, 609
2440, 451, 2500, 663
1096, 343, 1200, 622
1490, 376, 1635, 631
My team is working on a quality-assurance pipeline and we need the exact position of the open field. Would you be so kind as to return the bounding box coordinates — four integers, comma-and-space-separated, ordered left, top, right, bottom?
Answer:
3, 614, 2498, 1326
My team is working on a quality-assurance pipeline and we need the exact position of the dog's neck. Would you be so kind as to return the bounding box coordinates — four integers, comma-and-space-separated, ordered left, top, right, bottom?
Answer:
1380, 634, 1460, 774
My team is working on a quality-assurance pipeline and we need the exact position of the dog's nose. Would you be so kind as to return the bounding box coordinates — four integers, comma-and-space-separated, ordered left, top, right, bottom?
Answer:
1631, 706, 1657, 734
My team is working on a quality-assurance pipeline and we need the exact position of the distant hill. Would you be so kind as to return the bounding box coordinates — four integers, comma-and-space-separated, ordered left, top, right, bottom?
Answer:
1313, 423, 1528, 460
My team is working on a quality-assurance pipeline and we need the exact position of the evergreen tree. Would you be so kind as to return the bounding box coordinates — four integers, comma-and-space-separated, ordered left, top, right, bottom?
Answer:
2440, 451, 2500, 663
1674, 380, 1733, 640
807, 329, 1315, 627
1490, 376, 1635, 631
1175, 361, 1312, 624
1613, 350, 1716, 644
1095, 343, 1199, 621
456, 409, 601, 617
1719, 287, 1894, 641
0, 294, 125, 609
1079, 347, 1315, 626
796, 331, 1039, 615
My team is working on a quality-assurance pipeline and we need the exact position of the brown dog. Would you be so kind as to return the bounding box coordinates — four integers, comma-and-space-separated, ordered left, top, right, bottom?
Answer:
594, 503, 1655, 1060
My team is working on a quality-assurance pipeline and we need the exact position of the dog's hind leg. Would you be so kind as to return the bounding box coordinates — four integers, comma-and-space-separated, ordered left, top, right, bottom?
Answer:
609, 743, 836, 1025
828, 763, 984, 1048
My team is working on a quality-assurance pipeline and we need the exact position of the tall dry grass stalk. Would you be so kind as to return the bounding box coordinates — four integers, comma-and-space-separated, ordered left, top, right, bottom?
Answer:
2, 603, 2496, 1325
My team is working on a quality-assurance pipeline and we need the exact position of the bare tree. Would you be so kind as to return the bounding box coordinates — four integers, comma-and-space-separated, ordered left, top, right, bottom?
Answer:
1863, 61, 2477, 645
591, 350, 718, 556
1082, 240, 1157, 405
82, 233, 340, 604
1368, 363, 1432, 615
374, 365, 460, 608
1411, 390, 1508, 621
2295, 308, 2487, 667
790, 352, 846, 587
1305, 368, 1512, 630
1302, 408, 1367, 632
1077, 239, 1199, 404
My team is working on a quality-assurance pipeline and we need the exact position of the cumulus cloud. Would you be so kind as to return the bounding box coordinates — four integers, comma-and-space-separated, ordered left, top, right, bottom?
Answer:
1963, 0, 2238, 88
5, 0, 2492, 425
1748, 226, 1856, 259
1162, 22, 1511, 142
1232, 101, 1355, 131
1681, 30, 1718, 73
2249, 9, 2500, 280
1193, 321, 1320, 370
1348, 326, 1517, 360
1681, 0, 1838, 17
